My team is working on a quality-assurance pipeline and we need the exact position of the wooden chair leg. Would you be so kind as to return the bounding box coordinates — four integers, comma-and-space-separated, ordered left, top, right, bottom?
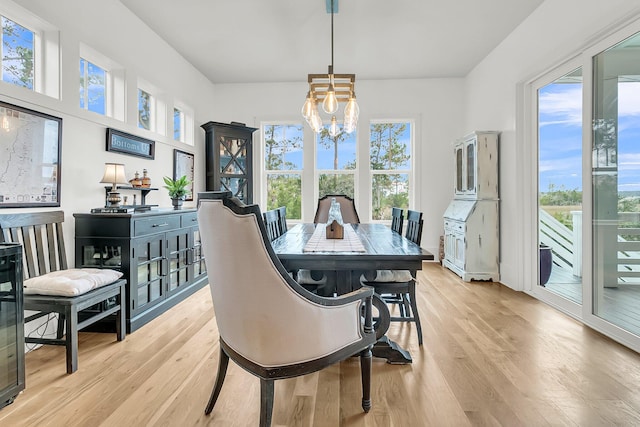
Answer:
360, 346, 372, 413
205, 348, 230, 415
56, 313, 65, 339
260, 379, 274, 427
408, 281, 423, 346
65, 305, 79, 374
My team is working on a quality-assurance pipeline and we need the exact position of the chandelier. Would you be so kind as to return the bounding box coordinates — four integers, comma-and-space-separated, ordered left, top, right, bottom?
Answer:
301, 0, 359, 137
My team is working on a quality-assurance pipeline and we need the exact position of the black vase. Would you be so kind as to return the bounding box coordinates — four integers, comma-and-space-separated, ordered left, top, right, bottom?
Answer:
539, 244, 553, 286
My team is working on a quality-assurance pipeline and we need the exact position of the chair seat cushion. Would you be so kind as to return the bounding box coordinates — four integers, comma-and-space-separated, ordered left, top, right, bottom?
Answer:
296, 269, 327, 285
365, 270, 413, 283
24, 268, 124, 297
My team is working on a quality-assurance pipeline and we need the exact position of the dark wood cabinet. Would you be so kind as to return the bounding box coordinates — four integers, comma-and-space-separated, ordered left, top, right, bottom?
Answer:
201, 121, 258, 204
73, 209, 207, 333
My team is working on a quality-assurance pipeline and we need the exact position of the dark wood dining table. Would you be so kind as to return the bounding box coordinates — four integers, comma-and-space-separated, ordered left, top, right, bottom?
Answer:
271, 222, 434, 364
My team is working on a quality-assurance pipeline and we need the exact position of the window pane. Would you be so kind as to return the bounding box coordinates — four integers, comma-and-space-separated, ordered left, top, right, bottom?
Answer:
266, 173, 301, 219
592, 31, 640, 336
138, 89, 151, 130
537, 68, 583, 303
370, 122, 411, 170
173, 108, 182, 141
1, 16, 34, 89
372, 173, 409, 220
264, 124, 303, 170
79, 58, 106, 115
319, 173, 354, 198
317, 128, 356, 170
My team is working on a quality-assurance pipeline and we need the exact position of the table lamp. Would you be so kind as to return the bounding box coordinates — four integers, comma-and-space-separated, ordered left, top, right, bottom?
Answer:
100, 163, 128, 207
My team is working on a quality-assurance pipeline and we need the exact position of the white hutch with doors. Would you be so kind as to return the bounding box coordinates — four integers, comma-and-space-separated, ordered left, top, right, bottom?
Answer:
443, 131, 500, 281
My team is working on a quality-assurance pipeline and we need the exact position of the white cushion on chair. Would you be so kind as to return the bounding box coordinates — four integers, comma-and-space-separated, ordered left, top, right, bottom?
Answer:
366, 270, 413, 283
296, 269, 327, 285
24, 268, 123, 296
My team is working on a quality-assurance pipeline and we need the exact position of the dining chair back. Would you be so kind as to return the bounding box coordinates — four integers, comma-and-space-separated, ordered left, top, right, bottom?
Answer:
405, 210, 424, 246
313, 194, 360, 224
391, 207, 404, 235
263, 209, 281, 242
276, 206, 287, 234
197, 191, 376, 426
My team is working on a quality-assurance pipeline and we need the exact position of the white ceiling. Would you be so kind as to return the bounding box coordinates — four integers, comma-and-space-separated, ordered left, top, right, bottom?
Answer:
119, 0, 544, 84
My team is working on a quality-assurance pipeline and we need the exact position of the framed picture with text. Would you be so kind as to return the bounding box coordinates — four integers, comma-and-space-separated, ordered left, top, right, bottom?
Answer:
106, 128, 155, 159
0, 101, 62, 208
173, 149, 195, 201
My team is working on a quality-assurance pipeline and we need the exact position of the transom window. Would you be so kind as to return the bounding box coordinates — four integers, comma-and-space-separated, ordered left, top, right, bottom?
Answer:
79, 57, 106, 115
1, 15, 34, 89
370, 121, 412, 220
173, 107, 184, 142
138, 88, 154, 131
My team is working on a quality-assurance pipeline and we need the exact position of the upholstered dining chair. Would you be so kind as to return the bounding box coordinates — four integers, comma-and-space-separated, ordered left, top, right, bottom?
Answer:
313, 194, 360, 224
361, 209, 424, 345
197, 191, 376, 426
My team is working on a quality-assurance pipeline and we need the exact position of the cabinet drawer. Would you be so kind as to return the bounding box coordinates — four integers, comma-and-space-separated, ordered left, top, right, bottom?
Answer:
444, 220, 464, 232
134, 216, 180, 236
181, 212, 198, 228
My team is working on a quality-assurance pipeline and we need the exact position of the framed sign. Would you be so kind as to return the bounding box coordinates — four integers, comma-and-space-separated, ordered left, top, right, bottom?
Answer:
0, 101, 62, 208
106, 128, 155, 159
173, 149, 195, 201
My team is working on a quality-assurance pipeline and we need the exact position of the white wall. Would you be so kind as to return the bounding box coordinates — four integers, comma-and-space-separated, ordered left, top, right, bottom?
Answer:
0, 0, 217, 262
464, 0, 640, 290
212, 78, 465, 256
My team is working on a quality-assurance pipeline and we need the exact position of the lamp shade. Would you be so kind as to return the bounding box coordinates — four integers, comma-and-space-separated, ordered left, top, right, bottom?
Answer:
100, 163, 128, 185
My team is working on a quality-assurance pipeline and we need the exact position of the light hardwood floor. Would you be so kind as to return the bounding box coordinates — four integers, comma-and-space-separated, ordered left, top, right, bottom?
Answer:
2, 262, 640, 426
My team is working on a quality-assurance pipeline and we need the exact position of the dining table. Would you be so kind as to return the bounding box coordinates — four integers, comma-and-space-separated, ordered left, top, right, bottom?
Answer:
271, 222, 434, 364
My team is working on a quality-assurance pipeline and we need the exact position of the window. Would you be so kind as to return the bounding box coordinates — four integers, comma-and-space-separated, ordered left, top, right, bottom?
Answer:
370, 121, 412, 220
79, 58, 106, 115
138, 88, 154, 131
0, 3, 59, 98
263, 124, 303, 219
317, 127, 357, 198
173, 107, 184, 142
1, 15, 34, 89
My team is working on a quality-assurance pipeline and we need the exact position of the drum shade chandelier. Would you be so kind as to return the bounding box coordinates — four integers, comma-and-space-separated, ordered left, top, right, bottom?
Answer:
301, 0, 359, 137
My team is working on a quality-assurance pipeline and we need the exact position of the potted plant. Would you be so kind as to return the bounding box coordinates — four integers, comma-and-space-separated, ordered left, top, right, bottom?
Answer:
163, 175, 190, 209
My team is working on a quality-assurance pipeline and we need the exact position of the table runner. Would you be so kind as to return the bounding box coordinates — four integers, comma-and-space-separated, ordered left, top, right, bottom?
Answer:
303, 223, 366, 253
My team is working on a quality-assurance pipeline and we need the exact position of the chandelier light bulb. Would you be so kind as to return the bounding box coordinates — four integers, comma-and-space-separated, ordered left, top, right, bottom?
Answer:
344, 95, 359, 122
329, 115, 341, 137
309, 109, 323, 133
301, 91, 315, 120
322, 79, 339, 114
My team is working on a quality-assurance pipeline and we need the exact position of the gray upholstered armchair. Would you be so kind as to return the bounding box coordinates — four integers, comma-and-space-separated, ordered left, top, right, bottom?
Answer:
197, 191, 376, 426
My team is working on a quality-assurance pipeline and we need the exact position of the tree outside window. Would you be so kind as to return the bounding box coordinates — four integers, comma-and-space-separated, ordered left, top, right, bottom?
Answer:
317, 127, 356, 198
174, 107, 184, 141
1, 16, 34, 89
370, 122, 411, 220
264, 124, 303, 219
79, 58, 106, 115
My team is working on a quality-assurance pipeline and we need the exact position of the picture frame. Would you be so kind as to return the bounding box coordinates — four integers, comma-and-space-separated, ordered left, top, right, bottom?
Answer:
173, 149, 195, 201
106, 128, 155, 159
0, 101, 62, 208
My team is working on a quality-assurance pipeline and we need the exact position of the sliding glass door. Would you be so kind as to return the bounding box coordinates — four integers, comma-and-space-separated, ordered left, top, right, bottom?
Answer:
592, 31, 640, 336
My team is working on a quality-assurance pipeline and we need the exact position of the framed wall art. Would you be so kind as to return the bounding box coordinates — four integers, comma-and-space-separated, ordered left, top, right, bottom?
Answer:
0, 101, 62, 208
173, 149, 195, 201
106, 128, 155, 159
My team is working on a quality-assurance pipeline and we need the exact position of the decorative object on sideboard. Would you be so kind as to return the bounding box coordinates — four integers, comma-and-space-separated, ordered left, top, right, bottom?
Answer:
141, 169, 151, 188
163, 175, 191, 210
301, 0, 358, 136
100, 163, 128, 207
129, 171, 142, 188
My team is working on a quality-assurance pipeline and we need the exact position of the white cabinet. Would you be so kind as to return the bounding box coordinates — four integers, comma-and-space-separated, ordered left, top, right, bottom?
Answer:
444, 131, 500, 282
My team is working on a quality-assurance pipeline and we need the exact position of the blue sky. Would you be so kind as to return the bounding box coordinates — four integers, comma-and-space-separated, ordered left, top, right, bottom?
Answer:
539, 81, 640, 193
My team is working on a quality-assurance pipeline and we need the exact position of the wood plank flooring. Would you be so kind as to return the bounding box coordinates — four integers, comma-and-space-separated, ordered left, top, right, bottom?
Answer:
2, 262, 640, 426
